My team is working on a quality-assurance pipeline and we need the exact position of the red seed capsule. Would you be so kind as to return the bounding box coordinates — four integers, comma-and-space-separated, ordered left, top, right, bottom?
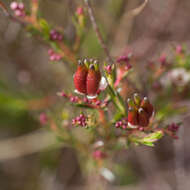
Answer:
86, 64, 101, 96
74, 60, 88, 94
128, 107, 138, 128
138, 108, 149, 127
140, 97, 154, 118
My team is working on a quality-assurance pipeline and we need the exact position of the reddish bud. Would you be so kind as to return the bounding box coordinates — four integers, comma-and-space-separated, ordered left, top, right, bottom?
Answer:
74, 60, 88, 94
128, 107, 138, 128
140, 97, 154, 118
86, 64, 101, 96
138, 108, 149, 127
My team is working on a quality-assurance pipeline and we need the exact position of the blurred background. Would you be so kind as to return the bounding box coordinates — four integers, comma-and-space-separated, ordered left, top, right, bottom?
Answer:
0, 0, 190, 189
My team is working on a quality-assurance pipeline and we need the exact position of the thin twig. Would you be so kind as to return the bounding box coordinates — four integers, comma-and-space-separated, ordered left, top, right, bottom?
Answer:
0, 1, 9, 16
0, 129, 58, 161
84, 0, 114, 65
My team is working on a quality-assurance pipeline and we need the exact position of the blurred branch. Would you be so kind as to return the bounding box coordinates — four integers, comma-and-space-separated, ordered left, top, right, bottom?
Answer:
0, 129, 58, 162
130, 0, 148, 17
111, 0, 148, 56
127, 0, 178, 60
174, 124, 186, 190
84, 0, 114, 65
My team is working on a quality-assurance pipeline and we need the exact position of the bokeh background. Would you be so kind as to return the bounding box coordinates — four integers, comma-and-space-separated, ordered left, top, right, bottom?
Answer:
0, 0, 190, 189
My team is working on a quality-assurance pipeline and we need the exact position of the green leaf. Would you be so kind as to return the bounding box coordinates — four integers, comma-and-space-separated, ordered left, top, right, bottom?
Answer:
39, 18, 50, 33
106, 84, 126, 115
113, 111, 124, 122
142, 130, 163, 142
129, 130, 163, 147
142, 142, 154, 147
39, 18, 51, 40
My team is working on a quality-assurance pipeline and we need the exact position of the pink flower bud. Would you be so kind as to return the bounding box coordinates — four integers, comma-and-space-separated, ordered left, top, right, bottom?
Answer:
14, 10, 22, 17
176, 45, 183, 54
76, 7, 84, 15
39, 113, 48, 125
10, 2, 18, 10
18, 2, 24, 10
55, 55, 61, 61
105, 65, 112, 73
50, 55, 56, 61
48, 49, 53, 55
72, 114, 87, 127
61, 92, 67, 97
159, 54, 167, 67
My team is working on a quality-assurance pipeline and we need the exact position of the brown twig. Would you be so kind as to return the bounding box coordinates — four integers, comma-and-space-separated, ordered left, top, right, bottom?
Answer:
57, 41, 77, 64
0, 1, 8, 16
84, 0, 114, 65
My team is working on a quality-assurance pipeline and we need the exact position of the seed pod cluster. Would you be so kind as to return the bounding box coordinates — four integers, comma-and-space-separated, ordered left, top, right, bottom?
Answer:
127, 94, 154, 128
74, 59, 101, 98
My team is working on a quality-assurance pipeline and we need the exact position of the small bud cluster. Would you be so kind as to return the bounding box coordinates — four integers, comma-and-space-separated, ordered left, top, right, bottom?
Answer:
57, 91, 109, 109
117, 53, 132, 70
48, 49, 62, 62
166, 123, 180, 139
10, 2, 25, 17
115, 118, 128, 129
104, 65, 112, 74
72, 114, 87, 127
168, 123, 180, 133
69, 96, 79, 103
114, 53, 133, 87
83, 97, 91, 104
127, 94, 154, 128
49, 29, 63, 41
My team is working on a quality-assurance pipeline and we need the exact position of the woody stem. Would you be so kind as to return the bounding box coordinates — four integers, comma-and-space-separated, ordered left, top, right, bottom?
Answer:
84, 0, 114, 65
